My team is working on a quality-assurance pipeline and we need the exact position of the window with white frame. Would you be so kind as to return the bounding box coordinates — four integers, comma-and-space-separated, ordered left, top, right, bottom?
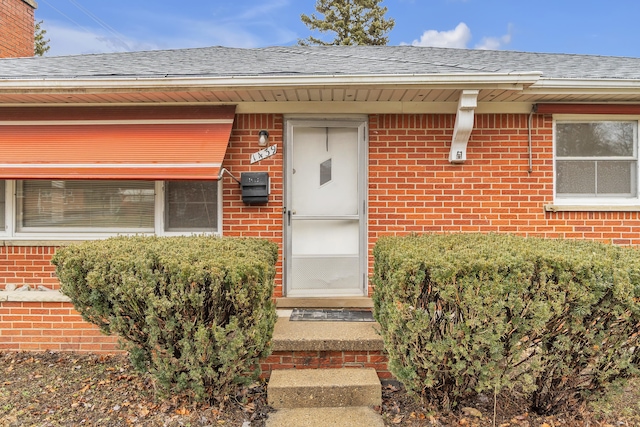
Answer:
0, 179, 220, 237
555, 119, 638, 201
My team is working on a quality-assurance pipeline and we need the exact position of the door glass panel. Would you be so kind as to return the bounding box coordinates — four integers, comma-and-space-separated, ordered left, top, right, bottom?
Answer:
292, 220, 359, 255
292, 127, 358, 216
291, 256, 360, 291
320, 159, 332, 186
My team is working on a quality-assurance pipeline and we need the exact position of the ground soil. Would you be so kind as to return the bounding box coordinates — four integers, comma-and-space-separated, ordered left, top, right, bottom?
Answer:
1, 351, 638, 427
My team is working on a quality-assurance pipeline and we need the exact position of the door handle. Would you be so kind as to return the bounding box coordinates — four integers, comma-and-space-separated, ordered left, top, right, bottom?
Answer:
287, 210, 297, 226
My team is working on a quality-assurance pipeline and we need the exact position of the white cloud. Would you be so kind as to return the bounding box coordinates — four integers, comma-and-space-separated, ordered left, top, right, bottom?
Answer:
474, 24, 513, 50
411, 22, 472, 48
410, 22, 513, 51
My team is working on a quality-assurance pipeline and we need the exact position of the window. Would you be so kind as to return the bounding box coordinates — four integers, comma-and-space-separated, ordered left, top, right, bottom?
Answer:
1, 179, 220, 237
17, 180, 155, 231
164, 181, 218, 232
556, 120, 638, 201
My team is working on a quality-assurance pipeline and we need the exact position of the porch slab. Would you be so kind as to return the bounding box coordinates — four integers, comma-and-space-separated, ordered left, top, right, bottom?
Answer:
272, 317, 383, 352
275, 297, 374, 309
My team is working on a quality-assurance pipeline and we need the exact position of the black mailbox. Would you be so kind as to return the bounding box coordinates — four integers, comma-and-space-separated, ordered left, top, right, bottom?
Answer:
241, 172, 270, 204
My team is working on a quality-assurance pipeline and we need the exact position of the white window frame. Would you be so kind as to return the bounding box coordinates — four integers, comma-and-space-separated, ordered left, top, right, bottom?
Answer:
0, 179, 223, 240
554, 115, 640, 207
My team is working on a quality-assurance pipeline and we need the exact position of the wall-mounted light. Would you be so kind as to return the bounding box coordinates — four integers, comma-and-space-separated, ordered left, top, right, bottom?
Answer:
258, 130, 269, 147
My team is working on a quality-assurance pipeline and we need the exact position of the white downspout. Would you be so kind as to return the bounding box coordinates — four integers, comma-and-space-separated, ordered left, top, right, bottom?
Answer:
448, 89, 479, 164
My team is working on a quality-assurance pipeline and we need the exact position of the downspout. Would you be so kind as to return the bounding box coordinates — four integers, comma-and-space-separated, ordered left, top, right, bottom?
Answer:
527, 107, 534, 174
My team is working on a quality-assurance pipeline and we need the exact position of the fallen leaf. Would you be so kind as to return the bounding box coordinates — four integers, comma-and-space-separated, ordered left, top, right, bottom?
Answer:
175, 407, 190, 416
462, 407, 483, 418
392, 415, 403, 424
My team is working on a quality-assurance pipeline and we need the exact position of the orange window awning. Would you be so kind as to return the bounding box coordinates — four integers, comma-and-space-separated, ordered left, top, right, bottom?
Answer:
0, 105, 236, 180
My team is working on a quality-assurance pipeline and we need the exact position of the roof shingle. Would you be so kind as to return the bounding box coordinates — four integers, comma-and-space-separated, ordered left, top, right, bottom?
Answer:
1, 45, 640, 81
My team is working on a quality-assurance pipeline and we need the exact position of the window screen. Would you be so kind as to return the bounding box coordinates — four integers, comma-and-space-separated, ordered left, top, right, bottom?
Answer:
556, 121, 637, 197
164, 181, 218, 232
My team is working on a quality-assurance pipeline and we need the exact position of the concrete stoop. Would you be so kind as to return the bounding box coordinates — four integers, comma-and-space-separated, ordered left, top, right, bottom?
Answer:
265, 314, 386, 426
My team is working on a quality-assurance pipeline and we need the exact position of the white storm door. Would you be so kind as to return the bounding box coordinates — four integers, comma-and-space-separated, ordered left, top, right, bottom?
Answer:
285, 120, 367, 296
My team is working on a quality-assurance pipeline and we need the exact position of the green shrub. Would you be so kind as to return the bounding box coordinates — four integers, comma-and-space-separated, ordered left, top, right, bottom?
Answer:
52, 235, 278, 402
372, 233, 640, 413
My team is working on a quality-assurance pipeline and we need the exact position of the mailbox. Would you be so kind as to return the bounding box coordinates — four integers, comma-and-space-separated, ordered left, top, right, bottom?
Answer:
241, 172, 270, 204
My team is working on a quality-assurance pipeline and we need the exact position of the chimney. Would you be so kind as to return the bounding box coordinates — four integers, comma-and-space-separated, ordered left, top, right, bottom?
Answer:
0, 0, 37, 58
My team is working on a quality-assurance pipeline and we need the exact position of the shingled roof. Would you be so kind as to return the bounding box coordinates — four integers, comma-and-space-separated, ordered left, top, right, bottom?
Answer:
1, 45, 640, 81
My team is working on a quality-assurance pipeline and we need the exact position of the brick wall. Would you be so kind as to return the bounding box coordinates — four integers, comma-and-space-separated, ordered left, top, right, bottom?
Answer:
366, 113, 640, 292
6, 112, 640, 352
0, 0, 36, 58
0, 246, 59, 290
223, 114, 285, 296
0, 301, 119, 352
0, 115, 286, 352
261, 350, 391, 380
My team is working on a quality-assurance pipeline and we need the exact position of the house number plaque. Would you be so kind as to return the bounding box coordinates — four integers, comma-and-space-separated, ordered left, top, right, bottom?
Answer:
250, 145, 277, 164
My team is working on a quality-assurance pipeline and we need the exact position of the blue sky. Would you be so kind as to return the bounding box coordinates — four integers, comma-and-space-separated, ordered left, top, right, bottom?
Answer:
35, 0, 640, 58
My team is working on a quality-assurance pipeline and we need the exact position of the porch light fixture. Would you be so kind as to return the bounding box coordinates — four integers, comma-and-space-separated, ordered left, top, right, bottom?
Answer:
258, 130, 269, 146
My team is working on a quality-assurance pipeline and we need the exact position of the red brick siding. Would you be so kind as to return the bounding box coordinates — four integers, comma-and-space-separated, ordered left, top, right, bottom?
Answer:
0, 0, 35, 58
260, 350, 391, 380
0, 301, 120, 352
0, 246, 59, 290
5, 112, 640, 352
367, 113, 640, 293
223, 114, 285, 297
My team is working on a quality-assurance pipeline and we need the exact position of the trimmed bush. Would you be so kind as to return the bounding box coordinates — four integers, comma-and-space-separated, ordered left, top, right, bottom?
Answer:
52, 235, 278, 402
372, 233, 640, 413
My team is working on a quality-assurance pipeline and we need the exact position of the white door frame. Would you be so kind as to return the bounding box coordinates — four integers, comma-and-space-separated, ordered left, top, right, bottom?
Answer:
283, 116, 368, 297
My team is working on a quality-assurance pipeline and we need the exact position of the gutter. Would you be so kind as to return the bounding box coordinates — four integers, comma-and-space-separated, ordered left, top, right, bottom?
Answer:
0, 72, 543, 93
529, 78, 640, 91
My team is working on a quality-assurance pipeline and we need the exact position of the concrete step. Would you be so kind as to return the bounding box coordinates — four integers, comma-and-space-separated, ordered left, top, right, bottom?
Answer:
266, 406, 385, 427
267, 368, 381, 409
272, 316, 383, 352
